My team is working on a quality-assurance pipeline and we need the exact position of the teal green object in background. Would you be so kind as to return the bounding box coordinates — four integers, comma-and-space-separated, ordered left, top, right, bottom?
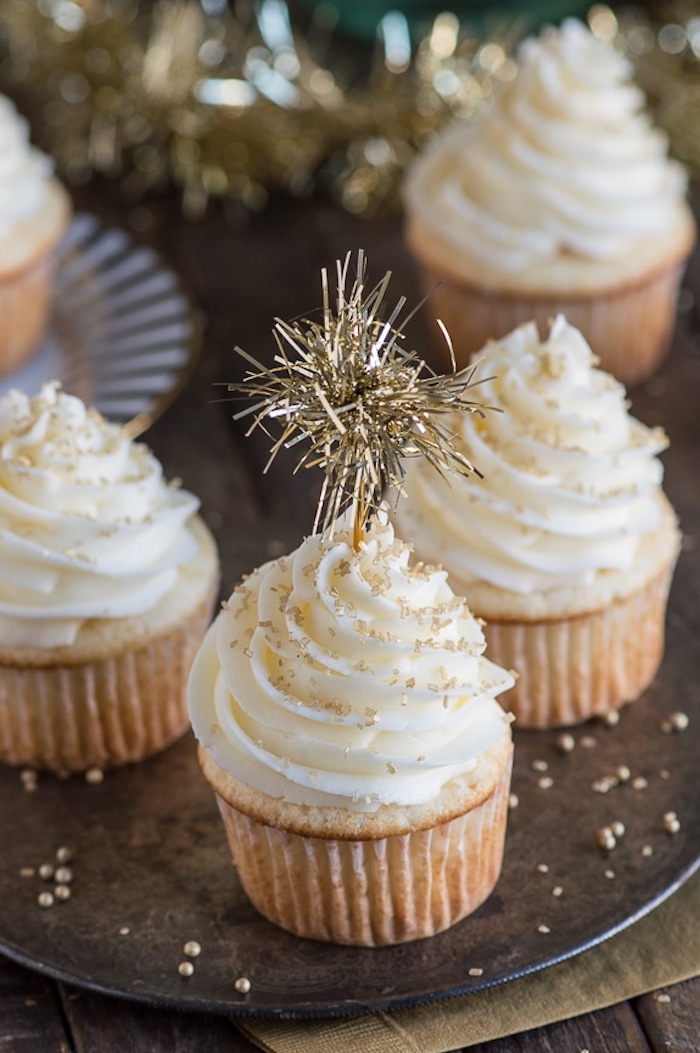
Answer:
304, 1, 591, 40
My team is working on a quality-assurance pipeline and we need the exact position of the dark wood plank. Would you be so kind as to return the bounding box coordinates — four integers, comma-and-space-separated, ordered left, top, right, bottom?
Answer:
58, 983, 262, 1053
635, 978, 700, 1052
465, 1002, 652, 1052
0, 958, 70, 1053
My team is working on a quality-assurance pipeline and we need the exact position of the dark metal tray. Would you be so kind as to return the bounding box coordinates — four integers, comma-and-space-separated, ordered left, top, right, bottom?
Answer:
1, 244, 699, 1020
0, 609, 697, 1019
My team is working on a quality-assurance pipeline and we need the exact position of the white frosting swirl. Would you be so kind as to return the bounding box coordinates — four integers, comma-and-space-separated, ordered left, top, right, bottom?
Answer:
0, 95, 54, 242
189, 514, 513, 810
0, 383, 200, 647
404, 19, 688, 270
394, 317, 669, 593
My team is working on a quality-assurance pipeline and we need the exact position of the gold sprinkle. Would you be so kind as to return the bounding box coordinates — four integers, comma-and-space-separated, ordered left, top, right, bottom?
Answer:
604, 869, 615, 880
19, 867, 35, 878
580, 736, 597, 749
85, 767, 104, 785
54, 884, 71, 902
642, 845, 654, 857
655, 993, 672, 1004
54, 866, 72, 884
663, 811, 681, 834
235, 976, 252, 994
661, 711, 689, 733
39, 864, 54, 881
538, 924, 551, 934
184, 940, 202, 958
597, 826, 616, 851
508, 793, 519, 809
537, 776, 554, 789
38, 892, 54, 909
536, 864, 549, 874
532, 759, 548, 772
610, 821, 625, 839
592, 776, 618, 794
632, 777, 648, 790
119, 926, 131, 935
178, 962, 195, 978
552, 886, 563, 898
468, 967, 483, 977
602, 709, 620, 726
387, 762, 397, 774
555, 734, 575, 754
20, 768, 38, 791
56, 847, 73, 864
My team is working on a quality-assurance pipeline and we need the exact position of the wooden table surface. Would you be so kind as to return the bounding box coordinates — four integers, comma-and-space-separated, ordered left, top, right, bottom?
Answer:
1, 183, 699, 1052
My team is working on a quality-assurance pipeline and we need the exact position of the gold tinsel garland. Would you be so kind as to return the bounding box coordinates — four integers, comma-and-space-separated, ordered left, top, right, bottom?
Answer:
0, 1, 698, 217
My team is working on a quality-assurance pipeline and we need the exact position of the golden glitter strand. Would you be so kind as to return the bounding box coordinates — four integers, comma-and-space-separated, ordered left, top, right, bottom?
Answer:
228, 251, 496, 545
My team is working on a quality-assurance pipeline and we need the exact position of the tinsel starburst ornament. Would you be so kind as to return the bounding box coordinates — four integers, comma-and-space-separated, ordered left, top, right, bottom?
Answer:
230, 252, 494, 548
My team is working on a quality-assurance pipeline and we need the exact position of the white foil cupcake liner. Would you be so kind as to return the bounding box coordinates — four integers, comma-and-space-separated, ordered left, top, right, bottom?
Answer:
482, 564, 675, 730
0, 597, 214, 773
212, 751, 513, 947
414, 258, 686, 388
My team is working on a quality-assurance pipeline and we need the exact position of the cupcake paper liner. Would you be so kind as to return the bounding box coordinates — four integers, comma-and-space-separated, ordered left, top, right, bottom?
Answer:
0, 593, 215, 773
415, 258, 686, 388
482, 563, 675, 730
0, 253, 55, 375
212, 749, 513, 947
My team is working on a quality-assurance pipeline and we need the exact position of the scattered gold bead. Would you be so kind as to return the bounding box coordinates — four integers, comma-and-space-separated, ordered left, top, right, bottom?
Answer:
537, 924, 551, 934
615, 765, 631, 783
119, 926, 131, 936
85, 767, 104, 785
592, 776, 617, 794
604, 869, 615, 879
56, 847, 73, 864
38, 892, 54, 909
38, 864, 54, 881
655, 993, 672, 1004
178, 962, 195, 978
580, 736, 597, 749
537, 863, 549, 873
642, 845, 654, 857
468, 967, 484, 976
597, 826, 616, 851
632, 777, 648, 790
508, 793, 519, 810
603, 710, 620, 726
19, 867, 35, 878
537, 775, 554, 789
610, 820, 625, 839
20, 769, 38, 792
531, 759, 548, 772
552, 886, 563, 897
661, 712, 689, 733
555, 733, 575, 753
183, 941, 202, 958
54, 866, 73, 884
663, 811, 681, 834
54, 884, 71, 902
235, 976, 252, 994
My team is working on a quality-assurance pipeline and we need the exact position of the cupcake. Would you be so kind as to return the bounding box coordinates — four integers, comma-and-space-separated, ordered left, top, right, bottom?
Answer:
403, 18, 695, 386
189, 513, 514, 946
189, 255, 516, 946
0, 94, 71, 374
393, 316, 681, 729
0, 383, 219, 773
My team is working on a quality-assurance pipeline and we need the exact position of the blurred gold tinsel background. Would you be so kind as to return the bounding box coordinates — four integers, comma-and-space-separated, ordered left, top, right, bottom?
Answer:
1, 0, 699, 219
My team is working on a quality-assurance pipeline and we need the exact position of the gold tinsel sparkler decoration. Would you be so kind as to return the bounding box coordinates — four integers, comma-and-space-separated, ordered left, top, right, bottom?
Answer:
229, 252, 493, 546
